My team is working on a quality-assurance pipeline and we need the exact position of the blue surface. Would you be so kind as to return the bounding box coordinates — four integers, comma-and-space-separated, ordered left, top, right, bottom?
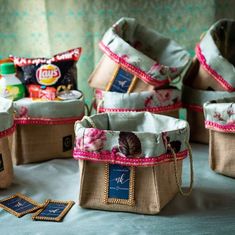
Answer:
109, 68, 134, 93
1, 144, 235, 235
108, 164, 130, 200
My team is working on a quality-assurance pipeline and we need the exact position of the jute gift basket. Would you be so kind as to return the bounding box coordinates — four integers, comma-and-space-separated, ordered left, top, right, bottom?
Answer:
182, 19, 235, 144
73, 112, 193, 214
0, 98, 15, 188
94, 88, 181, 118
204, 97, 235, 177
10, 97, 85, 165
89, 17, 190, 118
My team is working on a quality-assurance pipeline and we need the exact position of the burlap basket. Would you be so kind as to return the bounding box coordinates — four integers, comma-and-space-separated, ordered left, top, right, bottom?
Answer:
10, 98, 85, 165
182, 85, 235, 143
204, 97, 235, 177
94, 88, 181, 118
0, 98, 15, 188
73, 112, 193, 214
182, 19, 235, 144
89, 17, 190, 92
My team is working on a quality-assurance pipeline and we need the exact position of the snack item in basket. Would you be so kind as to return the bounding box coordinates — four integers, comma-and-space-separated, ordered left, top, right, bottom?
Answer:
28, 84, 57, 100
10, 48, 82, 91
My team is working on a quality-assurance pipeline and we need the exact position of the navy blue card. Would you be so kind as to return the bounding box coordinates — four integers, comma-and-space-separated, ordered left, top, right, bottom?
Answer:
108, 164, 131, 200
0, 154, 4, 172
0, 193, 41, 217
32, 200, 74, 222
109, 68, 134, 93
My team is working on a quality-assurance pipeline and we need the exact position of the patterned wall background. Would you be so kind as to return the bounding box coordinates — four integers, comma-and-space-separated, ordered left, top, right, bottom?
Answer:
0, 0, 234, 103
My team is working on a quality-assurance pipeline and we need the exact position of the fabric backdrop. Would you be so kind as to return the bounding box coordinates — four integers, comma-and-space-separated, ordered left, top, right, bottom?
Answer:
0, 0, 234, 104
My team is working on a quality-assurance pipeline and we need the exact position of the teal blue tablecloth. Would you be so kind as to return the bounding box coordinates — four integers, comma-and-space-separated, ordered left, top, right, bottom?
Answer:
1, 144, 235, 235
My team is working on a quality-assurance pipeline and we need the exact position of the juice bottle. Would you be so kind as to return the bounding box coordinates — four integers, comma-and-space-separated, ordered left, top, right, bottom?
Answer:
0, 62, 25, 100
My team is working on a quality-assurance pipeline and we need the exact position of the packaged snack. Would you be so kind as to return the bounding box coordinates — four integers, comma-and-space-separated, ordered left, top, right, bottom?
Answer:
28, 85, 57, 100
10, 48, 82, 92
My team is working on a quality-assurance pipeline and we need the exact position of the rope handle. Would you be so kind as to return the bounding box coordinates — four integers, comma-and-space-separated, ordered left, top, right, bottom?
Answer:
88, 97, 104, 115
81, 116, 97, 128
167, 142, 194, 196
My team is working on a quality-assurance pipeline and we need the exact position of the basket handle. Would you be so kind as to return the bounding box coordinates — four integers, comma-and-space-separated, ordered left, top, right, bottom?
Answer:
167, 142, 194, 196
81, 116, 97, 128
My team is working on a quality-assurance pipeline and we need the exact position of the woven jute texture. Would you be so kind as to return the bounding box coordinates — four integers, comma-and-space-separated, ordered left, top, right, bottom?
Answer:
0, 136, 13, 188
187, 110, 209, 144
88, 55, 155, 92
78, 160, 182, 214
9, 124, 75, 165
209, 130, 235, 177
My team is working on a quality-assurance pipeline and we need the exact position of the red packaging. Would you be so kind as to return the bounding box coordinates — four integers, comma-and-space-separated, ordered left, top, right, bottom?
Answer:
28, 84, 57, 100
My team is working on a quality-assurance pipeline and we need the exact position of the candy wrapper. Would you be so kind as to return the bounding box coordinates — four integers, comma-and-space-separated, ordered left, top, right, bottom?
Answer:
10, 48, 82, 93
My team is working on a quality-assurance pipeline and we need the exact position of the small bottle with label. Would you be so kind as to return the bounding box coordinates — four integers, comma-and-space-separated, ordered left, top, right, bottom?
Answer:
0, 62, 25, 101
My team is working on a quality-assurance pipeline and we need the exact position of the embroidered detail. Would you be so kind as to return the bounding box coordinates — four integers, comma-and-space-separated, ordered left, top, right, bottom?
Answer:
196, 44, 235, 92
73, 149, 188, 167
0, 154, 4, 172
205, 120, 235, 132
0, 193, 42, 218
32, 199, 74, 222
99, 42, 170, 87
14, 115, 83, 125
0, 123, 16, 138
97, 102, 182, 113
104, 163, 135, 206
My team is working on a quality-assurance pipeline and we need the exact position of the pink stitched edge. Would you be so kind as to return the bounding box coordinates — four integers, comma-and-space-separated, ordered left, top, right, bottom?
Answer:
73, 149, 188, 167
183, 103, 203, 112
0, 123, 16, 138
205, 120, 235, 132
97, 102, 182, 113
196, 44, 234, 92
15, 115, 84, 125
99, 42, 170, 87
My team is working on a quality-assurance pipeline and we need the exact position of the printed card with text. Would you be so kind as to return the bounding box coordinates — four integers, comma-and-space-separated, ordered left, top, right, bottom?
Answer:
32, 199, 74, 222
0, 193, 42, 217
104, 164, 135, 206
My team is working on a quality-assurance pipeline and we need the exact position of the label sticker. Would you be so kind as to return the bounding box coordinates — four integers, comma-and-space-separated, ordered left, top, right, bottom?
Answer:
0, 154, 4, 172
32, 199, 74, 222
36, 64, 61, 86
63, 135, 73, 152
0, 193, 42, 217
106, 67, 137, 93
104, 164, 135, 206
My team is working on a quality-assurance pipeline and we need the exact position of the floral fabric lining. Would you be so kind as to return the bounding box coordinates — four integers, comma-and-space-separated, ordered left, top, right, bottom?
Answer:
73, 112, 189, 166
100, 17, 190, 87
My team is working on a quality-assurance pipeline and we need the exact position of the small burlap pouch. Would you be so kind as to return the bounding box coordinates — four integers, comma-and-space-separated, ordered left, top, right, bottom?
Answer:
94, 88, 181, 118
10, 98, 85, 165
89, 17, 190, 92
0, 98, 15, 188
204, 97, 235, 177
182, 19, 235, 143
73, 112, 193, 214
